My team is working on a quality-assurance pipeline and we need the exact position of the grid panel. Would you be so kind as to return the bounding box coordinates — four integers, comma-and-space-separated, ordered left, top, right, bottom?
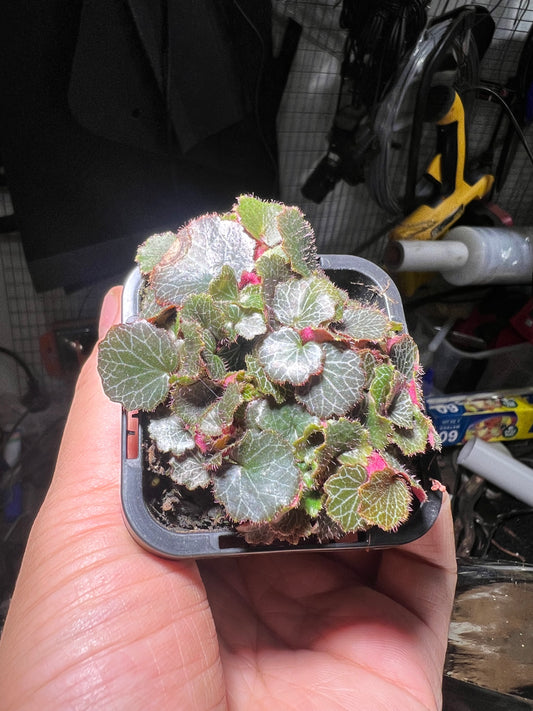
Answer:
0, 233, 114, 399
274, 0, 533, 258
3, 0, 533, 402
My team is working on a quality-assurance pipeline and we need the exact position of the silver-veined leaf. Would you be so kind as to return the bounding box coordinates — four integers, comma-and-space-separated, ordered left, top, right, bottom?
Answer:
169, 453, 211, 489
358, 469, 412, 531
338, 304, 390, 341
197, 381, 242, 437
148, 415, 195, 456
181, 293, 228, 339
277, 206, 319, 277
389, 388, 417, 428
172, 379, 221, 426
255, 246, 293, 304
235, 312, 267, 339
235, 195, 283, 246
98, 321, 179, 411
273, 276, 337, 329
213, 430, 300, 522
324, 464, 368, 533
136, 231, 176, 274
258, 328, 323, 386
392, 408, 432, 455
244, 355, 287, 403
152, 215, 255, 305
245, 399, 319, 443
369, 363, 398, 412
389, 334, 418, 379
296, 343, 365, 418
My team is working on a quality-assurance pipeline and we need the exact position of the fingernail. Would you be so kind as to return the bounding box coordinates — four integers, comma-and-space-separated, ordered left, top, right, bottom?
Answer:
99, 287, 122, 338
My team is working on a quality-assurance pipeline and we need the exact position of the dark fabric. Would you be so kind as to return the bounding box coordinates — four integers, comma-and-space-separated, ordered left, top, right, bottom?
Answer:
0, 0, 277, 291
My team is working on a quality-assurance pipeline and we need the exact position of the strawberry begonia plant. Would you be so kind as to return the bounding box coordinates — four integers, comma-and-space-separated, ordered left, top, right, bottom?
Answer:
98, 196, 440, 546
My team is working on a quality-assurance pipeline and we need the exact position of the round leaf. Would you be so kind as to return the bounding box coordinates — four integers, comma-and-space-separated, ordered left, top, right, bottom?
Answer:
136, 231, 176, 274
169, 453, 211, 490
338, 304, 390, 341
358, 469, 412, 531
245, 400, 319, 443
258, 328, 323, 386
213, 430, 301, 522
273, 276, 337, 329
148, 415, 195, 456
277, 206, 319, 276
324, 464, 368, 533
296, 343, 365, 418
389, 334, 418, 379
152, 215, 255, 305
235, 195, 283, 245
235, 312, 267, 339
98, 321, 179, 411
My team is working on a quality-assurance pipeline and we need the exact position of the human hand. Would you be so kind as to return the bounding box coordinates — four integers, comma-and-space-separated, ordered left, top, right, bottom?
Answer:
0, 287, 456, 711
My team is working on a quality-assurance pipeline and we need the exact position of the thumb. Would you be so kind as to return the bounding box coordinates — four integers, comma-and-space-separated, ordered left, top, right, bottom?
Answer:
98, 285, 123, 339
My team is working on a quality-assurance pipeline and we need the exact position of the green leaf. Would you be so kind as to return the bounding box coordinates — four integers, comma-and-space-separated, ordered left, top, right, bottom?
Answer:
293, 422, 327, 479
302, 491, 323, 518
169, 452, 211, 489
181, 293, 229, 340
369, 363, 398, 412
258, 328, 324, 386
239, 283, 264, 311
324, 464, 368, 533
203, 351, 228, 381
178, 320, 206, 380
358, 469, 412, 531
148, 415, 195, 456
337, 439, 373, 467
273, 276, 337, 329
197, 381, 242, 437
139, 282, 164, 319
136, 231, 176, 274
244, 355, 287, 404
235, 312, 267, 339
208, 264, 239, 302
152, 215, 255, 305
277, 206, 319, 276
255, 245, 292, 280
388, 388, 417, 428
365, 396, 393, 450
235, 195, 283, 246
98, 321, 179, 411
296, 343, 365, 418
172, 380, 221, 426
238, 508, 313, 546
245, 400, 319, 443
323, 418, 369, 459
389, 335, 418, 379
338, 304, 390, 341
213, 430, 301, 522
391, 408, 431, 456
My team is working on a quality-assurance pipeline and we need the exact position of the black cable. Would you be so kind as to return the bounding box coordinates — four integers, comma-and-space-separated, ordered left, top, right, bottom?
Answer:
0, 346, 35, 386
0, 346, 48, 412
476, 84, 533, 170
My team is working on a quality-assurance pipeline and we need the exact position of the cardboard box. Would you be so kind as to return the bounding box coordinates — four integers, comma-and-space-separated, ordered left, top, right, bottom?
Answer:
425, 389, 533, 446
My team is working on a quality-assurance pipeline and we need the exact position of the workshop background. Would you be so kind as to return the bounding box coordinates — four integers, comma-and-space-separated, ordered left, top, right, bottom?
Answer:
1, 1, 533, 707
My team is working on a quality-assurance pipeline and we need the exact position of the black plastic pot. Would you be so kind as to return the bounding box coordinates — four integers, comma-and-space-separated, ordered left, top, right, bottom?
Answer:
120, 255, 442, 558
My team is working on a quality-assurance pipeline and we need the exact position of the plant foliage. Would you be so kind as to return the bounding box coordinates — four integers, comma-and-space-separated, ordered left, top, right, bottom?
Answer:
98, 196, 440, 545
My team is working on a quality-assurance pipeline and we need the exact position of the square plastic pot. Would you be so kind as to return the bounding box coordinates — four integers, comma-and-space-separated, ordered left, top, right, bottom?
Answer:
120, 255, 442, 558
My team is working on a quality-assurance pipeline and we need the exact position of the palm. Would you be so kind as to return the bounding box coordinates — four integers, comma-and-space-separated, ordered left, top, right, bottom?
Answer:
200, 537, 454, 711
0, 289, 455, 711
